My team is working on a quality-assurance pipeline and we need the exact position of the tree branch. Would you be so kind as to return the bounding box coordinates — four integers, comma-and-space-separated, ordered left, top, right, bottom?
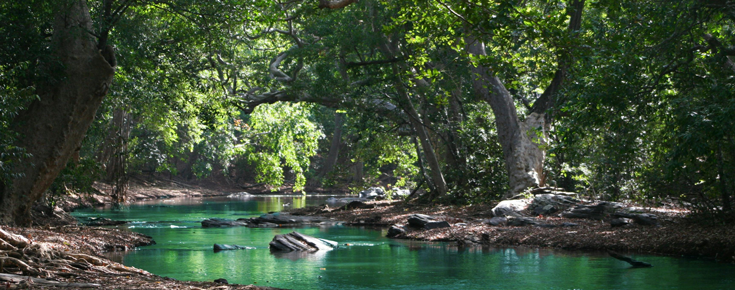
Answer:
530, 0, 585, 115
318, 0, 359, 9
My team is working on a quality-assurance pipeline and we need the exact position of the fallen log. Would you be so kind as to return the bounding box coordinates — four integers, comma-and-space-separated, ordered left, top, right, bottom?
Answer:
608, 251, 653, 268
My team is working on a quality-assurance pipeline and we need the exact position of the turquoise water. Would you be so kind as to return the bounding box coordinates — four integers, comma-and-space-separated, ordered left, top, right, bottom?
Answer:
72, 196, 735, 289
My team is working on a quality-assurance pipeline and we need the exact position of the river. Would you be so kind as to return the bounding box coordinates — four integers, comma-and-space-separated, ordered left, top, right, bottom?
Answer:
72, 195, 734, 289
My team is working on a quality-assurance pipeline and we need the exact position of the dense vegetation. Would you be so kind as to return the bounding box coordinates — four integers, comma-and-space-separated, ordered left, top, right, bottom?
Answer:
1, 0, 733, 225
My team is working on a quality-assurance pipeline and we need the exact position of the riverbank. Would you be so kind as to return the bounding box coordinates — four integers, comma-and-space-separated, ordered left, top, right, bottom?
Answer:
0, 177, 284, 289
286, 200, 735, 263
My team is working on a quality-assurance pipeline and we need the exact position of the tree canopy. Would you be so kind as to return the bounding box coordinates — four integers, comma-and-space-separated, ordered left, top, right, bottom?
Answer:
1, 0, 734, 224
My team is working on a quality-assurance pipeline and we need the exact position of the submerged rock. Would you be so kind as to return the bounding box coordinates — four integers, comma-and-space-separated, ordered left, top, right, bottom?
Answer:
269, 232, 337, 252
213, 244, 253, 252
201, 218, 249, 228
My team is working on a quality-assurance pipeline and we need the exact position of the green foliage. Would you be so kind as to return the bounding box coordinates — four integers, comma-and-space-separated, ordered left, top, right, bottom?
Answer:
243, 102, 323, 191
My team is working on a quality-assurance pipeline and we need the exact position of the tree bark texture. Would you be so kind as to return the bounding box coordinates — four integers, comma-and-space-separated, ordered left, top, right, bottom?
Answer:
466, 39, 546, 197
465, 0, 583, 197
0, 0, 115, 225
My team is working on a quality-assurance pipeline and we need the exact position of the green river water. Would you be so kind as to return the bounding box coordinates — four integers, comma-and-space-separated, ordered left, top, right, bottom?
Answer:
72, 195, 734, 289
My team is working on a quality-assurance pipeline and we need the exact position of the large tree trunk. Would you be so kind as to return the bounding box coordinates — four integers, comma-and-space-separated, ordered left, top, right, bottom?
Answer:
0, 0, 114, 225
466, 40, 545, 197
465, 0, 583, 197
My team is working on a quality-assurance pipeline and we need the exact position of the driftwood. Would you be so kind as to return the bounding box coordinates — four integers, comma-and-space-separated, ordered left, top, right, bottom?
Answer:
608, 251, 653, 268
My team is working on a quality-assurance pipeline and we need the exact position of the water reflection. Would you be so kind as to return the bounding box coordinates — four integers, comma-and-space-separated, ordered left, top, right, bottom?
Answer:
75, 196, 735, 290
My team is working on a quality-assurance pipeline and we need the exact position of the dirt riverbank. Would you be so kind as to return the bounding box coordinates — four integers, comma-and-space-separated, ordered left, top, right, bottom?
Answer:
286, 200, 735, 263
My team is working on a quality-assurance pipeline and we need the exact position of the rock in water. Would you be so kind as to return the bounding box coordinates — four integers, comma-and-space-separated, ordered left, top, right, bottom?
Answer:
269, 232, 337, 252
201, 218, 249, 228
386, 225, 407, 238
407, 214, 451, 230
213, 244, 253, 252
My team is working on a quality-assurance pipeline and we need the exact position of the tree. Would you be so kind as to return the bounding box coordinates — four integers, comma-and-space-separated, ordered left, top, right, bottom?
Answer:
1, 0, 114, 225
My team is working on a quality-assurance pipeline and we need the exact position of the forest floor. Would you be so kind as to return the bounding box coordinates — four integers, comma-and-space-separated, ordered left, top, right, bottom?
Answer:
286, 199, 735, 264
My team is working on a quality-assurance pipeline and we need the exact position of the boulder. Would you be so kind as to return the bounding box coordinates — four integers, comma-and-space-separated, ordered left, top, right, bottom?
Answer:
531, 194, 578, 216
407, 214, 451, 230
213, 244, 253, 252
201, 218, 249, 228
359, 187, 385, 199
386, 225, 406, 238
269, 232, 337, 252
492, 199, 531, 217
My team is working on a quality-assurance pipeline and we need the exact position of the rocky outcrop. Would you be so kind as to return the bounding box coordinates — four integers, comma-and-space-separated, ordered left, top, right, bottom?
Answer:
269, 232, 337, 252
530, 194, 579, 216
407, 214, 451, 230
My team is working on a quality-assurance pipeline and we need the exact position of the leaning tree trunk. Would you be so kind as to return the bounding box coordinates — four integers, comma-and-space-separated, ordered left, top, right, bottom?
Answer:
464, 0, 583, 198
392, 74, 449, 197
0, 0, 115, 225
466, 39, 545, 198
